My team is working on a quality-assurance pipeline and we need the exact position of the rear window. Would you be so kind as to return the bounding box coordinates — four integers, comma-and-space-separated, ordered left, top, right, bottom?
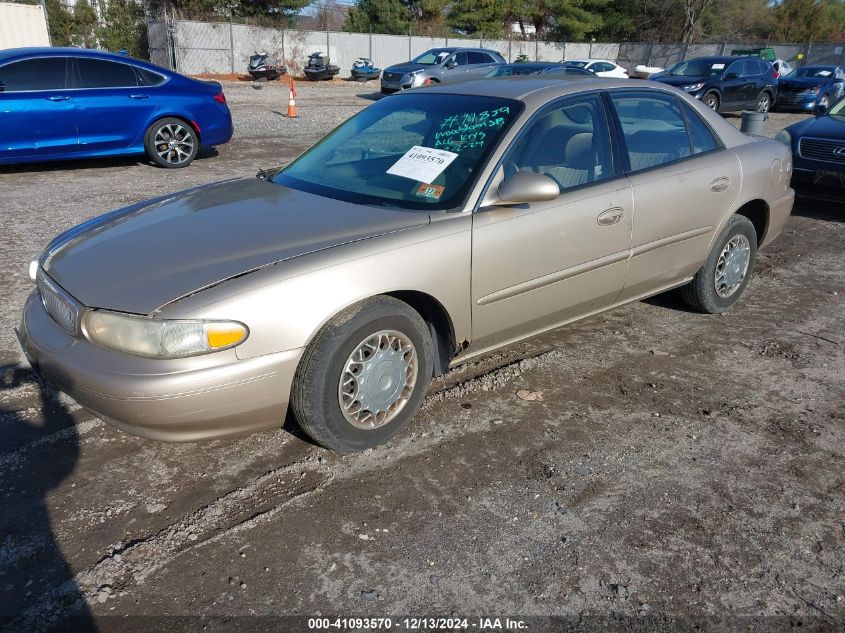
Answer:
0, 57, 67, 91
77, 58, 139, 88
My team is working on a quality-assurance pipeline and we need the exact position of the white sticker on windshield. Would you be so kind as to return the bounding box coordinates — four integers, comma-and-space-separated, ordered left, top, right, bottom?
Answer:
387, 146, 458, 183
712, 63, 726, 70
819, 70, 832, 76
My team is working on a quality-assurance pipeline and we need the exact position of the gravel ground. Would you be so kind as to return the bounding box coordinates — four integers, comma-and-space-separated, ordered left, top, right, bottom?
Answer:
0, 81, 843, 633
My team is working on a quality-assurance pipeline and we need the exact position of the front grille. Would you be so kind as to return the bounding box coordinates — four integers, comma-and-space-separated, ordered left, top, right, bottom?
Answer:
799, 137, 845, 163
37, 272, 80, 334
382, 71, 403, 83
777, 90, 811, 105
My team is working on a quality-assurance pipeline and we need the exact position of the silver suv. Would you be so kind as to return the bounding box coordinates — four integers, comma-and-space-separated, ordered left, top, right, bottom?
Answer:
380, 47, 505, 94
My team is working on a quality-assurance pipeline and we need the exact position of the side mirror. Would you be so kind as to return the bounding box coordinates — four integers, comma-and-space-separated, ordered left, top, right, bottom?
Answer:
445, 59, 457, 69
496, 171, 560, 205
723, 72, 738, 80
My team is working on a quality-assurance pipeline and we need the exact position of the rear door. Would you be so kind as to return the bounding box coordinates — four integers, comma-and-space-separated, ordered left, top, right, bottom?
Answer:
0, 56, 77, 160
608, 90, 742, 300
73, 57, 160, 152
465, 51, 497, 78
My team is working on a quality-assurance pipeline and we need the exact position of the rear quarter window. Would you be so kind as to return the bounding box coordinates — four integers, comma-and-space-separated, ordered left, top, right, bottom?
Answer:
134, 66, 166, 87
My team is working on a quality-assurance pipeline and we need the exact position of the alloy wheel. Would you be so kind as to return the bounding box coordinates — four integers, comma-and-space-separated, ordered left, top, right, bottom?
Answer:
153, 123, 195, 166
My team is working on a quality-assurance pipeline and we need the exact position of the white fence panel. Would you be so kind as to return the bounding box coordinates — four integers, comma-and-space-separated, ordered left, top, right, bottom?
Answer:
0, 2, 49, 48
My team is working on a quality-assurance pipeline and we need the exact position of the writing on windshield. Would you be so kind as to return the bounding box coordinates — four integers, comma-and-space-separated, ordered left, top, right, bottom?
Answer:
434, 107, 511, 153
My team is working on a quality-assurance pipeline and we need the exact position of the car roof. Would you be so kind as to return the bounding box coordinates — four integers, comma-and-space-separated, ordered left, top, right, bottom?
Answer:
419, 76, 646, 101
500, 62, 564, 69
0, 47, 148, 63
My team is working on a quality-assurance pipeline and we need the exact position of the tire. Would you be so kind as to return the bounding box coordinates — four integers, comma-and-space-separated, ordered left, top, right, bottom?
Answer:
680, 214, 758, 314
756, 91, 772, 113
702, 92, 720, 111
144, 118, 199, 168
291, 296, 434, 453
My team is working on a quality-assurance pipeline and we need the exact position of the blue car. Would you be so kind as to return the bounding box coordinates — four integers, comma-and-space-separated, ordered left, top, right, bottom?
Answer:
775, 65, 845, 113
651, 56, 778, 113
0, 48, 233, 168
776, 96, 845, 194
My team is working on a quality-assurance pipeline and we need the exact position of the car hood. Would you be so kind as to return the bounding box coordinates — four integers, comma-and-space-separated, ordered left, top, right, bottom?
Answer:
799, 114, 845, 139
780, 76, 830, 89
384, 62, 428, 75
42, 178, 430, 314
651, 74, 709, 86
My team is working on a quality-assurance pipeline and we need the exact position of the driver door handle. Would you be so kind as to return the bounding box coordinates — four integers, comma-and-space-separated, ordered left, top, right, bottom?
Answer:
597, 207, 624, 226
129, 93, 149, 99
47, 95, 69, 101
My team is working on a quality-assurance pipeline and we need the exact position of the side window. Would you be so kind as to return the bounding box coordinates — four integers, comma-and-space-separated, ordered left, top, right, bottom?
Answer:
505, 94, 613, 191
756, 60, 770, 75
680, 102, 721, 154
467, 52, 488, 65
134, 66, 166, 87
610, 92, 692, 172
0, 57, 67, 91
454, 52, 469, 66
597, 63, 614, 72
726, 60, 747, 77
77, 58, 139, 88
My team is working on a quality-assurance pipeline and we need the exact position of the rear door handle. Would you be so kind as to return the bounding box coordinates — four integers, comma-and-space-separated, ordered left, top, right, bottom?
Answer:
710, 177, 731, 192
47, 95, 69, 101
597, 207, 624, 226
129, 93, 149, 99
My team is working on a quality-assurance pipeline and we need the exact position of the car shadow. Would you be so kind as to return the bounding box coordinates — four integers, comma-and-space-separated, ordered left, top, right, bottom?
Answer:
792, 189, 845, 223
0, 364, 97, 632
0, 149, 220, 174
357, 92, 384, 102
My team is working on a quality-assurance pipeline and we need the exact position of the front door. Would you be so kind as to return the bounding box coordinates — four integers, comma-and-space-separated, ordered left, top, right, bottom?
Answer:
470, 94, 632, 353
0, 56, 78, 160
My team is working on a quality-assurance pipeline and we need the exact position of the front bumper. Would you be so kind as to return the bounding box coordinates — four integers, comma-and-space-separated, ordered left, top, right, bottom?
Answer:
773, 94, 817, 111
17, 291, 302, 442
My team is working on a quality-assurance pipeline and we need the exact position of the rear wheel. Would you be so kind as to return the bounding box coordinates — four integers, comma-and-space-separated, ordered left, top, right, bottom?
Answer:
291, 296, 433, 453
144, 118, 199, 168
681, 215, 757, 314
702, 92, 720, 111
756, 92, 772, 113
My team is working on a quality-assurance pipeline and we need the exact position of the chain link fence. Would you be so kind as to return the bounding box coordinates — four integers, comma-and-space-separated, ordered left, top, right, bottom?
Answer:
147, 18, 845, 79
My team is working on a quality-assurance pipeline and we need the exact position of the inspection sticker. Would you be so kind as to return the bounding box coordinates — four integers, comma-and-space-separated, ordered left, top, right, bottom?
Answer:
387, 146, 458, 183
414, 183, 445, 200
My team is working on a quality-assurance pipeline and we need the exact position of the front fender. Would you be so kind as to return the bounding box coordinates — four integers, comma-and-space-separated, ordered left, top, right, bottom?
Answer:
159, 214, 473, 360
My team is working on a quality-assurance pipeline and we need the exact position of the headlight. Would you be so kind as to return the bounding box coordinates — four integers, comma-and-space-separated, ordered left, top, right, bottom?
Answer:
682, 82, 705, 92
774, 129, 792, 146
28, 259, 39, 282
82, 310, 248, 358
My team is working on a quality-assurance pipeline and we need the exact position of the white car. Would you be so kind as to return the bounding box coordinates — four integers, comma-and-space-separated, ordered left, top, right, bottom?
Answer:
564, 59, 628, 78
772, 59, 794, 78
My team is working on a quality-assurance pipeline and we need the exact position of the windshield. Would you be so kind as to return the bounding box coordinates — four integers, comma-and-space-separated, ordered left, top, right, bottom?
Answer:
665, 59, 727, 77
789, 67, 835, 79
564, 61, 588, 68
275, 93, 523, 211
411, 49, 452, 65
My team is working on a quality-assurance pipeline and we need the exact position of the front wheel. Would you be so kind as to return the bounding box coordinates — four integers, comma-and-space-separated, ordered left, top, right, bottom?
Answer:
291, 296, 433, 453
702, 92, 720, 111
144, 118, 199, 168
680, 214, 757, 314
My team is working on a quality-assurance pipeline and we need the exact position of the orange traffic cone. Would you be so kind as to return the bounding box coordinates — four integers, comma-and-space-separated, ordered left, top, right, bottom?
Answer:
286, 77, 298, 118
